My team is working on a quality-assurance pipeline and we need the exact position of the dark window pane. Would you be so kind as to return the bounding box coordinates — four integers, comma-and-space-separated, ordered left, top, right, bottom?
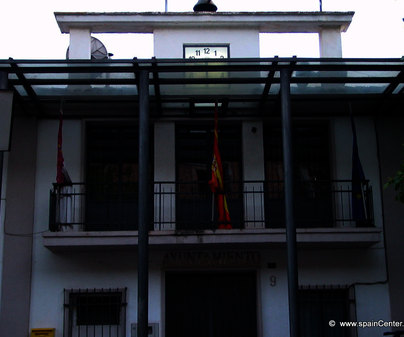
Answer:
85, 122, 144, 231
264, 121, 332, 228
175, 123, 242, 229
75, 293, 122, 326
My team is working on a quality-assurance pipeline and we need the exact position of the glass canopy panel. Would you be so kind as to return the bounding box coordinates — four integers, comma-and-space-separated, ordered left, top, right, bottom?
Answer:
1, 58, 402, 98
294, 60, 403, 66
32, 84, 138, 96
24, 73, 70, 80
227, 101, 261, 109
161, 102, 189, 109
269, 83, 280, 95
159, 82, 264, 97
37, 61, 134, 67
344, 83, 389, 94
24, 72, 136, 81
293, 69, 400, 79
290, 83, 389, 95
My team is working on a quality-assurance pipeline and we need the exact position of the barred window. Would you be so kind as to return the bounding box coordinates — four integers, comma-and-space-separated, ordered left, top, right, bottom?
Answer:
64, 288, 127, 337
299, 286, 357, 337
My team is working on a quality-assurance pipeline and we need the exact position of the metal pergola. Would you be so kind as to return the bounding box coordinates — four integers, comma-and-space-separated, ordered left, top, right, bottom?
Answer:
1, 57, 403, 118
1, 56, 403, 337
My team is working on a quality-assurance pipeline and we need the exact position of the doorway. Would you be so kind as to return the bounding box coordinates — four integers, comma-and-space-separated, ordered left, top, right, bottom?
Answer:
165, 271, 257, 337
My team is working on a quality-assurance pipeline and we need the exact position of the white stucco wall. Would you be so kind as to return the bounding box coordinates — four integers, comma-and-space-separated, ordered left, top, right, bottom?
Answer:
29, 120, 163, 336
30, 119, 83, 334
69, 29, 91, 59
154, 28, 260, 58
258, 246, 390, 337
243, 121, 266, 228
260, 250, 290, 337
28, 117, 391, 337
355, 283, 391, 337
319, 28, 343, 57
154, 122, 176, 230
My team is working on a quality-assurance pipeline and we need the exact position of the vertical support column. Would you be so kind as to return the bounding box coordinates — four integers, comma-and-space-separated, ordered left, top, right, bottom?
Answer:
0, 72, 8, 309
0, 72, 7, 203
138, 70, 150, 337
68, 28, 91, 59
319, 28, 343, 57
0, 72, 7, 89
280, 68, 299, 337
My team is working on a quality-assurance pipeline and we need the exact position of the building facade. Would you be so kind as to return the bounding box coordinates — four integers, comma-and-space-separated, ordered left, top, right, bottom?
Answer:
0, 9, 403, 337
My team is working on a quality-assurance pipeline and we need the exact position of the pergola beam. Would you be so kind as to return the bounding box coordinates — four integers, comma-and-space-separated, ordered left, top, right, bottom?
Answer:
9, 58, 43, 115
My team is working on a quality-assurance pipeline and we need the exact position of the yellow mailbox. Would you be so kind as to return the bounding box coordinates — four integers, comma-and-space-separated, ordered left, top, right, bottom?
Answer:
30, 328, 55, 337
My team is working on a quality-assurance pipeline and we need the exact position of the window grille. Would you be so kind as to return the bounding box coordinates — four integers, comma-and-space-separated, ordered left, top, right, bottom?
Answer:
63, 288, 127, 337
298, 285, 356, 337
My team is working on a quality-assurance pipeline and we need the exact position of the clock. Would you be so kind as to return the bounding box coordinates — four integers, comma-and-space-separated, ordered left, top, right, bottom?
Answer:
184, 44, 229, 59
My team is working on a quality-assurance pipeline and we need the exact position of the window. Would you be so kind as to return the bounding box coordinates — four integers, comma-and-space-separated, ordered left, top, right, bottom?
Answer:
264, 121, 332, 228
175, 123, 242, 229
63, 288, 127, 337
86, 122, 140, 231
299, 287, 356, 337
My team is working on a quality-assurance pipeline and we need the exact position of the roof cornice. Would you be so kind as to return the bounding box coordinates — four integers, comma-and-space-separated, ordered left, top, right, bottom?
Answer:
54, 11, 354, 34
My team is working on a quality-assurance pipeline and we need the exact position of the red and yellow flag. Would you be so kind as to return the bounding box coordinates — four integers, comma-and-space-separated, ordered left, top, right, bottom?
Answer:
209, 102, 232, 229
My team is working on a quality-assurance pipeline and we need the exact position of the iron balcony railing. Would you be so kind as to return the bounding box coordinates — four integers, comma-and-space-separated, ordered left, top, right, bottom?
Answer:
49, 180, 374, 232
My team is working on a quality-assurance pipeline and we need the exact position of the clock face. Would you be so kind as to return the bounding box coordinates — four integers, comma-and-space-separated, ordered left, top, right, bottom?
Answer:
184, 45, 229, 59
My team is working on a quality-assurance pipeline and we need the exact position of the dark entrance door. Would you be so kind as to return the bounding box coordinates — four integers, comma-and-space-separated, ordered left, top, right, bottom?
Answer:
165, 271, 257, 337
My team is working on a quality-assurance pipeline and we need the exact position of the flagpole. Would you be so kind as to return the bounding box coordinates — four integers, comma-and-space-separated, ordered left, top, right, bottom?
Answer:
211, 100, 217, 225
211, 192, 215, 223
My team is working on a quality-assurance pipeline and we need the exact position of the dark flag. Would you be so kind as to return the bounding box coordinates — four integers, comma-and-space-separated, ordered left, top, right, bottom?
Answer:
350, 111, 367, 225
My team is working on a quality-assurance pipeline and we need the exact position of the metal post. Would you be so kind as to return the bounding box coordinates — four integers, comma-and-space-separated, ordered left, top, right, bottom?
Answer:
280, 68, 299, 337
138, 70, 150, 337
0, 72, 7, 90
0, 153, 3, 210
0, 71, 8, 211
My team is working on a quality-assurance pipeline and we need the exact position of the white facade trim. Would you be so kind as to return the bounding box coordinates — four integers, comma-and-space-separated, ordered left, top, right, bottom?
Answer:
55, 12, 354, 34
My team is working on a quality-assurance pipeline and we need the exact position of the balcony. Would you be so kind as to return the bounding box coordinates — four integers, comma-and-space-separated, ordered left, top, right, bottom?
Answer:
44, 180, 381, 251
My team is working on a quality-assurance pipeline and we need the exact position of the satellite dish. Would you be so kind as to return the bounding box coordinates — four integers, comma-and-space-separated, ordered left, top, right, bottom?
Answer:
66, 37, 111, 60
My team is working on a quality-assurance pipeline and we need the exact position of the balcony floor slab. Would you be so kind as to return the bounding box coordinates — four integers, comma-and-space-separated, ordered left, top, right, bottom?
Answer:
42, 227, 382, 252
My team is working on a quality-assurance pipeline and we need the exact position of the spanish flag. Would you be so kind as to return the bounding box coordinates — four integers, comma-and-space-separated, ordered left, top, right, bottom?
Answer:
209, 102, 232, 229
